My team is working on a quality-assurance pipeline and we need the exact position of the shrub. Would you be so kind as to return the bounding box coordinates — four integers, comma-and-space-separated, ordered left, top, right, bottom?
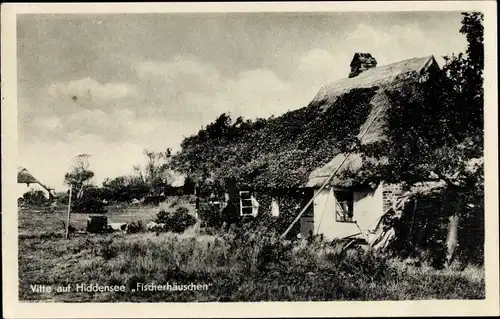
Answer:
102, 176, 149, 203
55, 191, 70, 205
72, 195, 107, 214
22, 190, 49, 206
197, 198, 243, 230
94, 238, 118, 260
18, 214, 485, 301
171, 88, 377, 190
183, 176, 196, 195
143, 195, 165, 206
155, 210, 170, 224
155, 207, 197, 233
171, 207, 197, 233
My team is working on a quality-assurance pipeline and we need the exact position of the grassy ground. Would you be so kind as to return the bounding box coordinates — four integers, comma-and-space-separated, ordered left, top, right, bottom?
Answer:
18, 199, 485, 302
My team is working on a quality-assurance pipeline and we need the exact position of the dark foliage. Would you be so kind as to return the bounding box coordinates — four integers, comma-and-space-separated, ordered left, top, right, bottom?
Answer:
72, 195, 107, 215
102, 176, 150, 203
155, 207, 197, 233
182, 176, 196, 195
21, 190, 49, 206
442, 12, 484, 138
143, 195, 165, 206
172, 88, 378, 189
86, 215, 108, 234
197, 201, 230, 229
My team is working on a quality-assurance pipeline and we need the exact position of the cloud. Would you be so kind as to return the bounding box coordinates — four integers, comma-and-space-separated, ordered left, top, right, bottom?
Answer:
32, 115, 63, 132
19, 135, 146, 190
343, 23, 465, 67
219, 68, 295, 118
47, 77, 139, 108
19, 114, 199, 191
18, 49, 349, 191
135, 56, 305, 121
298, 48, 351, 91
135, 55, 222, 93
21, 51, 347, 178
28, 107, 162, 144
176, 65, 313, 122
347, 23, 430, 50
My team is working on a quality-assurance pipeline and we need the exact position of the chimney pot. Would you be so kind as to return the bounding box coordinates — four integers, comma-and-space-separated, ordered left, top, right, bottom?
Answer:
349, 53, 377, 78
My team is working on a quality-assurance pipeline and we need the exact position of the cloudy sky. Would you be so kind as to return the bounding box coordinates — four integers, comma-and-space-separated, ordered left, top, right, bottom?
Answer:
18, 12, 467, 190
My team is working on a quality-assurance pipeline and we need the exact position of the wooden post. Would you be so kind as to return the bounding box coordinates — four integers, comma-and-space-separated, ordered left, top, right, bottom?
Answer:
445, 213, 460, 267
65, 187, 72, 239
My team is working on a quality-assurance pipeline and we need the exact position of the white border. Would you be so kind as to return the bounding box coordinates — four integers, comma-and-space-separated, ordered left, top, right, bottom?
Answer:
2, 2, 498, 318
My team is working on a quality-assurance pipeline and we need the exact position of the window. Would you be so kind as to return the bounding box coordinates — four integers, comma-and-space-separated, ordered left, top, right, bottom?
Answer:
334, 191, 354, 223
271, 197, 280, 217
239, 191, 259, 217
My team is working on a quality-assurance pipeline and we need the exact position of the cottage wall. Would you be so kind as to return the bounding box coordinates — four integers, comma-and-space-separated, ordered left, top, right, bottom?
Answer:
353, 186, 384, 232
17, 183, 50, 200
312, 188, 357, 239
310, 185, 385, 240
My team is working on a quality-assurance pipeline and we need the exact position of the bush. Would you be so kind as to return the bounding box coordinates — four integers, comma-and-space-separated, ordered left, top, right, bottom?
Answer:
72, 195, 107, 214
102, 176, 150, 203
197, 198, 243, 230
171, 88, 377, 190
155, 210, 170, 224
55, 191, 70, 205
143, 195, 165, 206
94, 238, 118, 260
22, 190, 49, 206
155, 207, 197, 233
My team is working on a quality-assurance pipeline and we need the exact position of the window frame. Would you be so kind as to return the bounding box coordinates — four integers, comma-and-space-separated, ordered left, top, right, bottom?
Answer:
239, 190, 257, 217
334, 190, 355, 223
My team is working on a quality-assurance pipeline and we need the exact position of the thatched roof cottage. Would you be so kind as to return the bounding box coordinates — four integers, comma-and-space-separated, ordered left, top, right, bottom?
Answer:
17, 167, 55, 200
190, 53, 444, 240
301, 54, 442, 239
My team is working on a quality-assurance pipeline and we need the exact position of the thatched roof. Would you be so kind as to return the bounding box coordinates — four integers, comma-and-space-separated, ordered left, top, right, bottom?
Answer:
180, 55, 440, 190
306, 153, 390, 188
17, 167, 53, 191
17, 167, 39, 184
307, 56, 440, 188
313, 56, 438, 102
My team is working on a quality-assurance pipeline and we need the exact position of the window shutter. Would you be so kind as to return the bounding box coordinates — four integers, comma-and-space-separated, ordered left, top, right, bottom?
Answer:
251, 196, 259, 217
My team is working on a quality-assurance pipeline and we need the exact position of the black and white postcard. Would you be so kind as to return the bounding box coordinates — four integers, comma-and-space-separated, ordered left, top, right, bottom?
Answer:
1, 2, 498, 318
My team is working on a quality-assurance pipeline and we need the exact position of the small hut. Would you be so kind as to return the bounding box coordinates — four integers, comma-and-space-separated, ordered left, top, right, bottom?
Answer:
17, 167, 56, 201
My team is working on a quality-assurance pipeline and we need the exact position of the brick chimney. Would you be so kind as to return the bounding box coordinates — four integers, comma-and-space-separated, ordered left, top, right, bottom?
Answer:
349, 53, 377, 78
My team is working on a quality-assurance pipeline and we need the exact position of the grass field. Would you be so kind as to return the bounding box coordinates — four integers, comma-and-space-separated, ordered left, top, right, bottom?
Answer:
18, 199, 485, 302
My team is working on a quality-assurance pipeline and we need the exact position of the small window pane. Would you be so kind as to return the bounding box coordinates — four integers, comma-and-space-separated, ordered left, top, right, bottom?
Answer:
335, 191, 354, 223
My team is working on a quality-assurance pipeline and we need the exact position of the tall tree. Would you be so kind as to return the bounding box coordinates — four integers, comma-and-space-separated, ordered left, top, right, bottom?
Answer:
133, 148, 173, 195
442, 11, 484, 139
64, 154, 95, 199
444, 12, 484, 263
433, 12, 484, 266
